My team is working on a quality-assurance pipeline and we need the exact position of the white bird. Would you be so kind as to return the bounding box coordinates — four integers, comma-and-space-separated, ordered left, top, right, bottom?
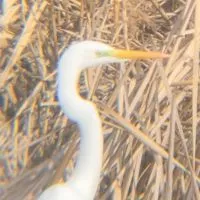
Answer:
38, 41, 168, 200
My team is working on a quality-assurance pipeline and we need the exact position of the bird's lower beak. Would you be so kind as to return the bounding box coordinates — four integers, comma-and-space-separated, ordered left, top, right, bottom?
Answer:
111, 49, 169, 59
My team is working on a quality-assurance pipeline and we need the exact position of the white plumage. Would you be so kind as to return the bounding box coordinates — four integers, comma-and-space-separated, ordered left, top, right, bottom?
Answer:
38, 41, 167, 200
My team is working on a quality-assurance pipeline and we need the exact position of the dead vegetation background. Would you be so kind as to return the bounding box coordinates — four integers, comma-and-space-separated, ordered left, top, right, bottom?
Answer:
0, 0, 200, 199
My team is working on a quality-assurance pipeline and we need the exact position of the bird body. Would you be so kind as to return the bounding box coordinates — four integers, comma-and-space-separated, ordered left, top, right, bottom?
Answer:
38, 184, 86, 200
38, 41, 167, 200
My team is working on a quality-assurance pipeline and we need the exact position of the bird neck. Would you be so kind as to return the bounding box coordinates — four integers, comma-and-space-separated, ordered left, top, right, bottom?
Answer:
57, 60, 103, 200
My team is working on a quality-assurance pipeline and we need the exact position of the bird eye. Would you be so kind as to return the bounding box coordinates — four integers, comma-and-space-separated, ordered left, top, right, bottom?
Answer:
96, 51, 110, 57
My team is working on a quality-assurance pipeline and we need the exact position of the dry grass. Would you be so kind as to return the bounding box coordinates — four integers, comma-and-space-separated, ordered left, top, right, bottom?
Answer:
0, 0, 200, 199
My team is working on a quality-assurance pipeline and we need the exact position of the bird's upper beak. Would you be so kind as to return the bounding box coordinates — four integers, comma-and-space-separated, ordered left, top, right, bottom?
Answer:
107, 48, 169, 59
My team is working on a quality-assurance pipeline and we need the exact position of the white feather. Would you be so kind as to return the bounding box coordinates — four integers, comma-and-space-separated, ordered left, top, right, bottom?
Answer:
38, 41, 125, 200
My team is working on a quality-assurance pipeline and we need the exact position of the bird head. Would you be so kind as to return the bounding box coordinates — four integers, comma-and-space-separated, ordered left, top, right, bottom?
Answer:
63, 40, 168, 70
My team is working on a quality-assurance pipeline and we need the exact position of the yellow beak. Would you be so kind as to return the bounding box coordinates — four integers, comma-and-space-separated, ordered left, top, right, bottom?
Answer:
111, 49, 169, 59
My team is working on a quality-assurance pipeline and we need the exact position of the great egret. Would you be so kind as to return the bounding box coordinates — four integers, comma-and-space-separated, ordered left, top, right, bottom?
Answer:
38, 41, 168, 200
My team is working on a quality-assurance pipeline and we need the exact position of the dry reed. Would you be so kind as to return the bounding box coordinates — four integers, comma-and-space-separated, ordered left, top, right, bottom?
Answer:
0, 0, 200, 199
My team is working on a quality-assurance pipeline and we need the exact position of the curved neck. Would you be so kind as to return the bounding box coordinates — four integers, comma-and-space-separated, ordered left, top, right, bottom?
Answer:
57, 60, 103, 199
